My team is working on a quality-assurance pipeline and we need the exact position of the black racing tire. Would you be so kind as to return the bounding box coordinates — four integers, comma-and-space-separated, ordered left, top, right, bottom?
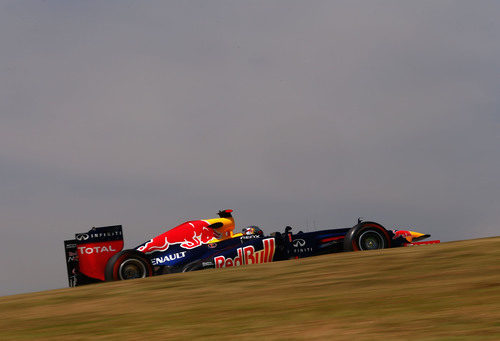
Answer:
104, 249, 153, 281
182, 260, 204, 272
343, 221, 391, 252
160, 266, 174, 275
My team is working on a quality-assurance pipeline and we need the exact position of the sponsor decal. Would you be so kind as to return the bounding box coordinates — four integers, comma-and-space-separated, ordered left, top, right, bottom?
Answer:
214, 238, 275, 268
392, 230, 413, 242
77, 245, 117, 255
241, 235, 262, 240
67, 251, 78, 263
151, 251, 187, 265
292, 239, 313, 253
75, 226, 123, 244
138, 220, 215, 253
208, 243, 217, 248
87, 230, 122, 239
292, 239, 306, 247
68, 275, 77, 288
76, 239, 124, 281
64, 240, 78, 287
292, 247, 313, 253
76, 234, 89, 241
392, 230, 411, 239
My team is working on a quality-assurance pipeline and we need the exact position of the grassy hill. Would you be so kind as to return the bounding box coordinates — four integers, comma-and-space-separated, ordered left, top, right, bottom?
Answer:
1, 237, 499, 340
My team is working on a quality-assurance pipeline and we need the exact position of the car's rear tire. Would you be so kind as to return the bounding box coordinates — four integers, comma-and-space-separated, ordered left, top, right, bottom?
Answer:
343, 222, 390, 251
105, 250, 153, 281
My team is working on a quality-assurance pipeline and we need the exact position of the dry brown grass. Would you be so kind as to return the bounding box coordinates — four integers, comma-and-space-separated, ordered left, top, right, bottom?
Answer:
1, 237, 499, 340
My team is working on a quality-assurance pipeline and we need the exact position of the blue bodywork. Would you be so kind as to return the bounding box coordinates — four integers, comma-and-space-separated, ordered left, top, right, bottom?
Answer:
135, 227, 368, 273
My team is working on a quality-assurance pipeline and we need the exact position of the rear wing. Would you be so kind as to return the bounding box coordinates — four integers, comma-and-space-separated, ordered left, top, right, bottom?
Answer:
64, 225, 124, 287
63, 240, 78, 287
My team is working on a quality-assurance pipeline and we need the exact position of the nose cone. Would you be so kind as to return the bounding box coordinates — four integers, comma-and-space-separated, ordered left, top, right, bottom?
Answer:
394, 230, 431, 242
410, 231, 431, 242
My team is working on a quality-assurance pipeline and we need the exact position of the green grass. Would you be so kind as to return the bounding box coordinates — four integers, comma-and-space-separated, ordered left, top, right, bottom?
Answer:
1, 237, 499, 340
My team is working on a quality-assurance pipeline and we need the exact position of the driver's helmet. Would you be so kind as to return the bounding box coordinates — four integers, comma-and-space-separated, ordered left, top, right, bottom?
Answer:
242, 226, 264, 237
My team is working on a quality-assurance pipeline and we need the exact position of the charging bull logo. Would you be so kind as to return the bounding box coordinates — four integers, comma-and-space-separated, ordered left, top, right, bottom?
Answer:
392, 230, 413, 242
138, 220, 215, 253
214, 238, 276, 268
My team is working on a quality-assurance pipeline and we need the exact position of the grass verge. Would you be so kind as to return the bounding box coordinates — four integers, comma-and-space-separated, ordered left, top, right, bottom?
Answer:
1, 237, 499, 340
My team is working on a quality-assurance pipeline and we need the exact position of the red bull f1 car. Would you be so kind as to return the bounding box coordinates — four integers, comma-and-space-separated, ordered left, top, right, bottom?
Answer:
64, 209, 440, 287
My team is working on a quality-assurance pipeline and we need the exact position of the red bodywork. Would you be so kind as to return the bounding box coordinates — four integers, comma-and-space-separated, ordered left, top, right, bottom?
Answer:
137, 220, 215, 253
77, 240, 124, 281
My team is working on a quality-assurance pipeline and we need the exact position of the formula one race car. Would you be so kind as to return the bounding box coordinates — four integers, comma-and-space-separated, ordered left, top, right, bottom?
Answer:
64, 209, 440, 287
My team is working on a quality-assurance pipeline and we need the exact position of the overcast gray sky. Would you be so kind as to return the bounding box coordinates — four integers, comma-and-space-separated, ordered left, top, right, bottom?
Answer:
1, 1, 499, 296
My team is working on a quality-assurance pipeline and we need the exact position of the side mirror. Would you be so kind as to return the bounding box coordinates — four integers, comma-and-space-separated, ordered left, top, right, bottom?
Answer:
217, 209, 233, 218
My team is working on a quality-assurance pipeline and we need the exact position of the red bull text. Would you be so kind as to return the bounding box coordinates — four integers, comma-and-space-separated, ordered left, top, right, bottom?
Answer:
214, 238, 276, 268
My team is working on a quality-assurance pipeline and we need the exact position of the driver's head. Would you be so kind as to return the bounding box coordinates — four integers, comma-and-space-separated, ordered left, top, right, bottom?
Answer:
242, 226, 264, 236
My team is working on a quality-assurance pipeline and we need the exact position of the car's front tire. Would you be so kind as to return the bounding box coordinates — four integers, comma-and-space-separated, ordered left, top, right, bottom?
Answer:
343, 222, 390, 251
